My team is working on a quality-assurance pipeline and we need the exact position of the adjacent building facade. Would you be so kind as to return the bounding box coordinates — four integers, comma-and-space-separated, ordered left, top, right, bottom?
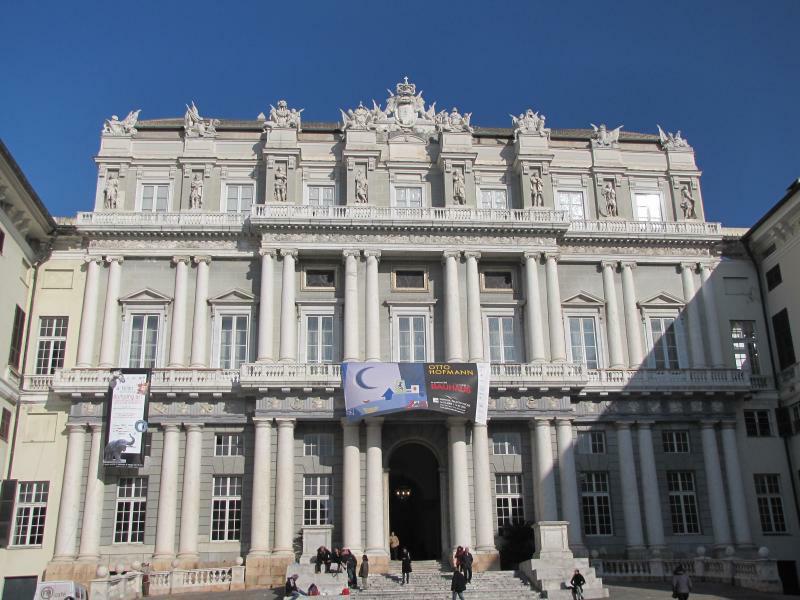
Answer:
2, 81, 799, 593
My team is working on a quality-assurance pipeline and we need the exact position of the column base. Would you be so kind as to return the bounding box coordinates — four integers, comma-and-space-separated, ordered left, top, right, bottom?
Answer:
473, 549, 500, 572
72, 561, 101, 586
151, 557, 177, 571
44, 561, 78, 582
647, 545, 668, 557
365, 553, 390, 574
175, 554, 200, 569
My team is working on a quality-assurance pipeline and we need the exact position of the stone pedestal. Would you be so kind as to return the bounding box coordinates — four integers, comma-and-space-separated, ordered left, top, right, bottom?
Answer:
301, 525, 333, 564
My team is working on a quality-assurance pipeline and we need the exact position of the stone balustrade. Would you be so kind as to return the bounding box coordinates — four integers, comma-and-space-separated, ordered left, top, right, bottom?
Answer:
585, 367, 752, 393
88, 572, 143, 600
145, 566, 245, 595
569, 218, 722, 238
239, 362, 342, 389
76, 211, 246, 230
23, 374, 54, 392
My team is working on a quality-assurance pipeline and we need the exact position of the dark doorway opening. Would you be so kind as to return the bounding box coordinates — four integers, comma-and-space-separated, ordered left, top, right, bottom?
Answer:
388, 443, 441, 560
2, 576, 38, 600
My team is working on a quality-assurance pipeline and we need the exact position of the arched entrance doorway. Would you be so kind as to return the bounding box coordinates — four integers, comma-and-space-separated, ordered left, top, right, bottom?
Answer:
388, 443, 441, 560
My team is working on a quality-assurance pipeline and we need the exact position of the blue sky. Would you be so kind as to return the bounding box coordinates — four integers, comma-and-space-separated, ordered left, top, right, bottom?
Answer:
2, 0, 798, 226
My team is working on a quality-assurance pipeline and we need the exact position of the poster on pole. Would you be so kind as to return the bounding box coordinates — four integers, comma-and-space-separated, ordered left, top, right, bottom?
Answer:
103, 369, 150, 468
342, 362, 489, 424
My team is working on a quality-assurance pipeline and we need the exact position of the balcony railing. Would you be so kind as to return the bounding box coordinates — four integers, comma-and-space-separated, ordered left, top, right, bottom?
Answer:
240, 362, 342, 388
568, 218, 722, 237
76, 211, 246, 229
488, 362, 587, 387
585, 368, 751, 392
149, 368, 240, 394
22, 375, 53, 392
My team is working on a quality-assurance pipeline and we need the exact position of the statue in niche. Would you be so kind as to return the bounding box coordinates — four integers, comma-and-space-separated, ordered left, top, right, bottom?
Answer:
590, 123, 623, 147
602, 182, 618, 217
511, 109, 548, 139
273, 165, 288, 202
680, 185, 696, 219
355, 169, 368, 203
189, 173, 204, 209
452, 168, 466, 205
530, 170, 544, 207
184, 101, 218, 137
103, 173, 119, 209
657, 125, 691, 150
265, 100, 303, 131
103, 109, 140, 135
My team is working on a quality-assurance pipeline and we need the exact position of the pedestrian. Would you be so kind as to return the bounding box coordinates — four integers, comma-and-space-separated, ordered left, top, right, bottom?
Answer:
389, 531, 400, 560
346, 549, 358, 588
284, 574, 306, 598
672, 566, 692, 600
331, 547, 342, 574
454, 545, 464, 573
451, 568, 467, 600
569, 568, 586, 600
315, 546, 326, 574
359, 554, 370, 590
462, 547, 473, 583
400, 547, 412, 585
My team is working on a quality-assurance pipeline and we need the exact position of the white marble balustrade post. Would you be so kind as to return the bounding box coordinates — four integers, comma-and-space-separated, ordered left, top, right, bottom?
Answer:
178, 423, 203, 562
257, 249, 277, 362
522, 252, 547, 362
77, 424, 104, 561
700, 421, 733, 549
465, 252, 484, 362
443, 251, 464, 362
365, 418, 386, 555
636, 421, 666, 552
342, 419, 362, 553
532, 418, 558, 521
343, 250, 360, 362
272, 419, 296, 556
601, 261, 625, 368
364, 250, 381, 362
52, 423, 88, 561
279, 249, 298, 362
680, 263, 707, 368
555, 418, 584, 553
720, 421, 754, 549
616, 422, 646, 553
153, 423, 181, 561
168, 256, 191, 367
76, 257, 102, 367
98, 256, 124, 368
620, 262, 644, 367
700, 262, 725, 367
471, 422, 495, 552
189, 256, 211, 367
448, 418, 472, 549
249, 418, 273, 557
545, 253, 566, 361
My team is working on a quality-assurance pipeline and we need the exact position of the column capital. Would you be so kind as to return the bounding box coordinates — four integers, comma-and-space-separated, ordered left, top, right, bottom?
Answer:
620, 261, 638, 270
446, 416, 468, 428
87, 422, 103, 433
183, 422, 204, 432
442, 250, 462, 263
554, 416, 574, 426
600, 260, 618, 271
252, 416, 273, 427
701, 419, 720, 429
275, 417, 296, 428
280, 248, 299, 259
472, 420, 489, 429
544, 252, 560, 262
463, 251, 481, 260
342, 249, 361, 260
363, 249, 381, 260
340, 417, 359, 428
171, 255, 191, 266
522, 251, 542, 263
615, 421, 633, 430
65, 422, 88, 434
258, 248, 278, 258
699, 260, 721, 272
720, 420, 737, 430
105, 255, 124, 265
193, 255, 212, 266
83, 255, 103, 266
365, 417, 384, 428
530, 417, 553, 428
679, 261, 698, 272
635, 419, 656, 428
161, 422, 182, 433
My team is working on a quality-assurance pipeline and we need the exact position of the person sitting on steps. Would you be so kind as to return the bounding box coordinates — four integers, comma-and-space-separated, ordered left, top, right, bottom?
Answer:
569, 568, 586, 600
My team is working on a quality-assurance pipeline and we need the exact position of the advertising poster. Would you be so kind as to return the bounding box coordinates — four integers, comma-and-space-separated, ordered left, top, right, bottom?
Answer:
103, 370, 150, 468
342, 362, 489, 424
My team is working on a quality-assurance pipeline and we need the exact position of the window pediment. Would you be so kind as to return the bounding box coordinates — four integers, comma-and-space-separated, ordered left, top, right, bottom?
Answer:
208, 288, 256, 306
561, 291, 605, 307
119, 288, 172, 305
637, 292, 685, 310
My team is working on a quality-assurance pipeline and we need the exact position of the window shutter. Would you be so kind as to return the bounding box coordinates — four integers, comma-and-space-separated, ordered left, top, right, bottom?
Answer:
675, 316, 690, 369
0, 479, 17, 548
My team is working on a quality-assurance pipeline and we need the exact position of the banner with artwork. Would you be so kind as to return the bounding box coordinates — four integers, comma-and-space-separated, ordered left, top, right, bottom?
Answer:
342, 363, 489, 424
103, 370, 150, 468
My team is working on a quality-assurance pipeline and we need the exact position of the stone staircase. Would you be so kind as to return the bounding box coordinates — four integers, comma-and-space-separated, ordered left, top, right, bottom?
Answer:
521, 556, 608, 599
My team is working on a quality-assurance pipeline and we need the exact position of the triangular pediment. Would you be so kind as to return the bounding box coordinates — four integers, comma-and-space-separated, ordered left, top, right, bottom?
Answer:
118, 288, 172, 304
208, 288, 256, 304
562, 291, 605, 307
637, 291, 685, 309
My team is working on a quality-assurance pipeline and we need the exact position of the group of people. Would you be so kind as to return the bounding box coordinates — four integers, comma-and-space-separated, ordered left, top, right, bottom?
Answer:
450, 546, 474, 600
313, 546, 369, 589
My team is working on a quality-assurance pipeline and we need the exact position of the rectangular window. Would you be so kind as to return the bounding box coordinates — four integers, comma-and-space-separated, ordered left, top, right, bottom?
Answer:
766, 264, 782, 291
398, 315, 426, 362
772, 309, 796, 371
480, 189, 508, 209
662, 430, 691, 453
141, 184, 169, 212
393, 270, 426, 291
487, 316, 516, 363
580, 472, 613, 535
650, 317, 681, 369
215, 434, 243, 457
744, 410, 772, 437
568, 316, 599, 369
578, 431, 606, 455
128, 314, 160, 368
306, 315, 334, 363
308, 185, 335, 207
8, 305, 25, 371
305, 269, 336, 289
0, 408, 11, 442
492, 432, 521, 455
211, 476, 242, 541
303, 433, 334, 457
219, 315, 248, 369
667, 472, 700, 534
557, 191, 585, 220
731, 321, 760, 374
482, 271, 513, 291
225, 184, 254, 213
114, 477, 147, 544
303, 475, 332, 526
792, 404, 800, 434
754, 474, 787, 534
12, 481, 49, 546
35, 317, 68, 375
634, 193, 663, 222
395, 186, 423, 208
495, 474, 524, 529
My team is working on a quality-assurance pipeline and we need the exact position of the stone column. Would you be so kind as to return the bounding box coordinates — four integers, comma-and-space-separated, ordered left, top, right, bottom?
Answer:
153, 423, 181, 561
616, 422, 645, 553
366, 419, 386, 555
448, 418, 472, 548
189, 256, 211, 368
465, 252, 484, 362
273, 419, 296, 556
680, 263, 707, 368
249, 418, 273, 557
178, 423, 203, 562
720, 421, 754, 548
700, 263, 725, 367
343, 250, 360, 362
601, 261, 625, 368
53, 424, 87, 561
471, 422, 495, 552
443, 251, 464, 362
168, 256, 191, 367
555, 418, 584, 553
620, 262, 644, 367
545, 253, 566, 361
522, 252, 547, 362
77, 424, 103, 561
342, 419, 362, 553
364, 250, 381, 362
76, 257, 102, 367
700, 421, 733, 549
279, 250, 298, 362
636, 421, 666, 552
532, 418, 558, 521
98, 256, 124, 368
257, 250, 277, 362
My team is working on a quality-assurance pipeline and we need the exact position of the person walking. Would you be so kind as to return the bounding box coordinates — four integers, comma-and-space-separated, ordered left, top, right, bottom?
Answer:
400, 547, 412, 585
461, 547, 474, 583
569, 568, 586, 600
345, 549, 358, 589
358, 554, 370, 590
389, 531, 400, 560
672, 566, 692, 600
451, 568, 467, 600
454, 546, 464, 573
